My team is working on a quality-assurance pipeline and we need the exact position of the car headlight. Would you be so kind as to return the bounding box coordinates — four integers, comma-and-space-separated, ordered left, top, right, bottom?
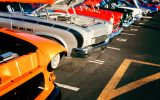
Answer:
51, 54, 60, 69
96, 3, 100, 7
120, 15, 123, 19
110, 17, 114, 24
108, 22, 113, 35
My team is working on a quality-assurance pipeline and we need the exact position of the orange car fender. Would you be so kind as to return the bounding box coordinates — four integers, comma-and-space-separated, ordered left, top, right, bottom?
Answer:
1, 28, 66, 67
16, 32, 66, 67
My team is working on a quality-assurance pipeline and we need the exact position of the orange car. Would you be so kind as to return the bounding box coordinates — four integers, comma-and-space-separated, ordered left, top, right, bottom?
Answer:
0, 27, 66, 99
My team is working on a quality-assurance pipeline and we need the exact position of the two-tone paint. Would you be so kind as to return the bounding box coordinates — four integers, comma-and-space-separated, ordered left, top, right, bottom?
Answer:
0, 3, 112, 57
54, 0, 124, 38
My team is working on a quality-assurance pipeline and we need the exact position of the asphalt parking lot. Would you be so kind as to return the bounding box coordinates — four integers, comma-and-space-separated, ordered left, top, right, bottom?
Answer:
54, 12, 160, 100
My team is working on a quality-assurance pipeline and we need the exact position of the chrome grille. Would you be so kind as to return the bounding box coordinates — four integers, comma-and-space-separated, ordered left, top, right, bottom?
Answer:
0, 73, 44, 100
95, 35, 107, 44
126, 15, 132, 21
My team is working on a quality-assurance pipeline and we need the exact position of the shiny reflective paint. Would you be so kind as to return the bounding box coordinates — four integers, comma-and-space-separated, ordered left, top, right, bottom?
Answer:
67, 0, 123, 26
0, 28, 66, 99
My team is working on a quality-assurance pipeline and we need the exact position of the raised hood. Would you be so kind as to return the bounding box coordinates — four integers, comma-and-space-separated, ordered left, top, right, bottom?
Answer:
51, 0, 84, 11
0, 0, 54, 4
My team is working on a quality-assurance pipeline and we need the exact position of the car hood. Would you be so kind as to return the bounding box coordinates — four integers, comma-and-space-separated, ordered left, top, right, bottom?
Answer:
51, 0, 84, 11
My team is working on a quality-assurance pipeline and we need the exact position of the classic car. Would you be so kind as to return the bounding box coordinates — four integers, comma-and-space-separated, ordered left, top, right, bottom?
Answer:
147, 0, 160, 10
85, 0, 135, 27
54, 0, 124, 38
138, 0, 160, 11
0, 27, 66, 99
0, 2, 113, 58
128, 0, 158, 14
148, 2, 160, 10
112, 0, 144, 20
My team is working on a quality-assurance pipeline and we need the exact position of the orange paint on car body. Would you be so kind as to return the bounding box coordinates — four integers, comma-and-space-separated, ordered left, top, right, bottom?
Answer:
0, 28, 66, 99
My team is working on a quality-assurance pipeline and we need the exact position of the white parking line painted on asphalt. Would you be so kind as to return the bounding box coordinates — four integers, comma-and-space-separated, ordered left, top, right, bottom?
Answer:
131, 25, 141, 27
89, 60, 105, 65
107, 46, 121, 51
121, 33, 135, 36
93, 60, 105, 63
142, 16, 152, 19
55, 82, 80, 91
139, 23, 145, 25
117, 38, 127, 42
131, 28, 138, 31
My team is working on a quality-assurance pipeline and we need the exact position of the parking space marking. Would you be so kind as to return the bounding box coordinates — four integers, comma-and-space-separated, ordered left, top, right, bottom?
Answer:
107, 46, 121, 51
55, 82, 80, 91
131, 60, 160, 67
121, 33, 135, 36
131, 25, 141, 27
98, 59, 160, 100
142, 16, 153, 19
139, 23, 145, 25
110, 73, 160, 99
89, 60, 105, 65
131, 28, 138, 31
98, 59, 131, 100
116, 38, 127, 42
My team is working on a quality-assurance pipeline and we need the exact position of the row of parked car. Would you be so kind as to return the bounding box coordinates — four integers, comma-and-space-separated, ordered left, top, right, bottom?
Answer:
0, 0, 159, 99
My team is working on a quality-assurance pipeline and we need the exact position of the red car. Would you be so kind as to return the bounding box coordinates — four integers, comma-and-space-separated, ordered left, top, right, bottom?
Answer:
55, 0, 124, 38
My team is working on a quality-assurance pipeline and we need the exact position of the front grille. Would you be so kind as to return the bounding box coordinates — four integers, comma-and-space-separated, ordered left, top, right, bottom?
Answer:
0, 73, 44, 100
95, 35, 107, 44
126, 15, 132, 21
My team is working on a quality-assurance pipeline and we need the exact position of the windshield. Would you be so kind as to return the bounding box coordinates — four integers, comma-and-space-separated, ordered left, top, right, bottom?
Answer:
20, 4, 42, 12
0, 32, 36, 58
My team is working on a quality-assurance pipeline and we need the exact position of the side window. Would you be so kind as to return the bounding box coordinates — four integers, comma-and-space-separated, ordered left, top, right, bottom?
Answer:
11, 3, 22, 12
0, 3, 10, 12
26, 28, 33, 32
12, 26, 18, 30
7, 5, 13, 12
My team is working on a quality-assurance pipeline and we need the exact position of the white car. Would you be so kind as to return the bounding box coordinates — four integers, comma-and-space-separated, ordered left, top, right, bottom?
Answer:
117, 0, 143, 20
0, 2, 113, 57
